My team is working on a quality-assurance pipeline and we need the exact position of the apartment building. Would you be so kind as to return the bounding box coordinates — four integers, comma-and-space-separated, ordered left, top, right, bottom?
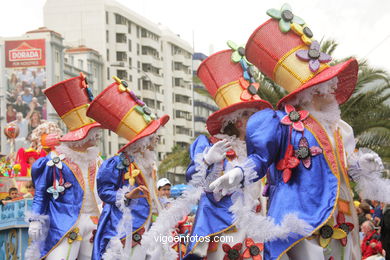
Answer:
44, 0, 194, 160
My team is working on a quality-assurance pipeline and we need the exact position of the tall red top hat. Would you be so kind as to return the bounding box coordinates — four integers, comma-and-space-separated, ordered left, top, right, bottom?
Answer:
245, 3, 358, 109
198, 48, 272, 135
86, 76, 169, 153
44, 73, 101, 142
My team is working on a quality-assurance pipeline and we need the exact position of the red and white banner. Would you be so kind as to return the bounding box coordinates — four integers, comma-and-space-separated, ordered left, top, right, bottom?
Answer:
5, 39, 46, 68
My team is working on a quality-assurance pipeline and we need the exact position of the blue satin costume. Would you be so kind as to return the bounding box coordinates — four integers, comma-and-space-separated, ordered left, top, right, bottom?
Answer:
31, 155, 85, 259
184, 135, 235, 259
92, 154, 151, 260
245, 108, 339, 260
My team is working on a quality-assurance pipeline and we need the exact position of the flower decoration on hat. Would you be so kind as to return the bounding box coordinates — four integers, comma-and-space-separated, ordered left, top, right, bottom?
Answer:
291, 23, 314, 45
280, 105, 309, 132
135, 105, 156, 124
80, 72, 94, 102
239, 77, 261, 101
334, 212, 354, 247
243, 238, 263, 260
67, 227, 82, 244
132, 227, 145, 247
294, 137, 322, 169
314, 217, 346, 248
296, 41, 332, 72
266, 3, 305, 33
46, 154, 65, 169
222, 242, 243, 260
116, 153, 134, 170
227, 40, 252, 65
124, 163, 141, 186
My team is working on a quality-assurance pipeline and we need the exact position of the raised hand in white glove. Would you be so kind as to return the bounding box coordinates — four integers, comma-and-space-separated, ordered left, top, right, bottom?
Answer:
209, 167, 243, 196
28, 221, 42, 241
204, 139, 232, 165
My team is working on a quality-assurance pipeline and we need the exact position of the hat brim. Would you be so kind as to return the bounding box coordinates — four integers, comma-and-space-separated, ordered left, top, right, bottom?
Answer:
60, 122, 101, 142
277, 58, 358, 109
206, 100, 272, 136
117, 114, 170, 154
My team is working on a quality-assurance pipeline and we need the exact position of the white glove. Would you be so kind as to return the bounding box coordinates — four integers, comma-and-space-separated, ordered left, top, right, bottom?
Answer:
28, 221, 42, 241
204, 139, 232, 165
209, 167, 244, 196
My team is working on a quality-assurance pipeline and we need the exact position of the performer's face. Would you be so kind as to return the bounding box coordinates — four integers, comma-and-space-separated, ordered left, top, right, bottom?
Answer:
235, 110, 255, 139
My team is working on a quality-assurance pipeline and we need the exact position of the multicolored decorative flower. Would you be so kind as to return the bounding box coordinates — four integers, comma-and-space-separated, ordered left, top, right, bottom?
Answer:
314, 218, 346, 248
124, 163, 141, 186
280, 104, 309, 132
116, 153, 134, 170
266, 3, 305, 33
242, 238, 263, 260
135, 105, 156, 124
46, 154, 65, 169
291, 23, 314, 45
222, 243, 243, 260
239, 77, 261, 101
276, 143, 300, 183
296, 41, 332, 72
334, 212, 354, 247
227, 40, 251, 65
113, 75, 130, 92
294, 137, 323, 169
132, 227, 145, 247
67, 228, 82, 244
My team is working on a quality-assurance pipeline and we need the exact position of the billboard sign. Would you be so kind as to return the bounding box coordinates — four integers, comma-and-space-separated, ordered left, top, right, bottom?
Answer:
5, 39, 46, 68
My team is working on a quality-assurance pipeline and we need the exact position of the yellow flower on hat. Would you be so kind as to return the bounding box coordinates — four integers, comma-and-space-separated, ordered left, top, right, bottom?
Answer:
291, 23, 314, 45
314, 217, 346, 248
124, 163, 141, 186
67, 228, 82, 244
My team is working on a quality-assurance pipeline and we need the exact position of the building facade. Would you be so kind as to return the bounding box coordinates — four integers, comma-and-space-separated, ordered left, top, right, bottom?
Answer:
44, 0, 194, 160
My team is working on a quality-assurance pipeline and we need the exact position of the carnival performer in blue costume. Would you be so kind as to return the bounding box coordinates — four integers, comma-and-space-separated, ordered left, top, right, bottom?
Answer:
26, 73, 103, 260
87, 76, 169, 260
211, 4, 390, 260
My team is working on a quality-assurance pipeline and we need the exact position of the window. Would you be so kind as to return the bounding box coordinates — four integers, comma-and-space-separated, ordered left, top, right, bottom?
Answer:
128, 21, 132, 34
175, 94, 190, 104
106, 49, 109, 62
137, 44, 140, 55
107, 67, 110, 80
129, 75, 133, 82
106, 30, 109, 43
87, 62, 92, 73
128, 57, 132, 68
117, 70, 127, 80
136, 26, 140, 38
116, 33, 126, 43
78, 59, 84, 70
116, 51, 127, 62
115, 13, 126, 25
137, 61, 140, 70
128, 39, 132, 52
109, 141, 112, 155
55, 51, 60, 63
106, 11, 109, 24
70, 56, 74, 65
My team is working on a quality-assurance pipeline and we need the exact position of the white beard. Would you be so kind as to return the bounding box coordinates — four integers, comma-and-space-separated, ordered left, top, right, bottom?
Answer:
56, 144, 99, 166
301, 97, 341, 134
131, 149, 156, 177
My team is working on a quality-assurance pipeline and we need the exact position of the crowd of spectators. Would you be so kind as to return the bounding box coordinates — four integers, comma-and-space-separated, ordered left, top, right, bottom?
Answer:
5, 68, 46, 150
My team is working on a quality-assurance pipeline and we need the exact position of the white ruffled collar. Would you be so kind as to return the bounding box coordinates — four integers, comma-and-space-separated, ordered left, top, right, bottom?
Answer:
55, 144, 99, 166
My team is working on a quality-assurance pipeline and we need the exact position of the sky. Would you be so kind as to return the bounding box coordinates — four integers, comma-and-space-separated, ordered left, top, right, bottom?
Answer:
1, 0, 390, 73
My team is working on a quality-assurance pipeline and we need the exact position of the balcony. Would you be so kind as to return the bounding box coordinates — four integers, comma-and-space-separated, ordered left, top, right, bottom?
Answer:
141, 37, 160, 51
173, 85, 192, 97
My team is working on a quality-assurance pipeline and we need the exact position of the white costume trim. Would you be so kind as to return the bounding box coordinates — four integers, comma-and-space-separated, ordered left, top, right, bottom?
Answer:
24, 212, 50, 260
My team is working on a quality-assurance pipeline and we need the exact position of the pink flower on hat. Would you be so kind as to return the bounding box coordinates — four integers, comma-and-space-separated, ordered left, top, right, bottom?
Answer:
239, 77, 261, 101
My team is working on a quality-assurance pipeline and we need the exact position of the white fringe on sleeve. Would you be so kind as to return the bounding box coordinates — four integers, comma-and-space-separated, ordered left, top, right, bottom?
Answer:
348, 148, 390, 203
102, 185, 135, 260
24, 212, 50, 260
142, 148, 223, 259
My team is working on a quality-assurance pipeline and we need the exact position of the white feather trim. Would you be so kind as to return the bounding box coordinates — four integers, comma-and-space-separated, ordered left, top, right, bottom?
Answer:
56, 144, 100, 166
103, 185, 135, 260
230, 190, 313, 242
24, 212, 50, 260
348, 148, 390, 203
142, 147, 223, 259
